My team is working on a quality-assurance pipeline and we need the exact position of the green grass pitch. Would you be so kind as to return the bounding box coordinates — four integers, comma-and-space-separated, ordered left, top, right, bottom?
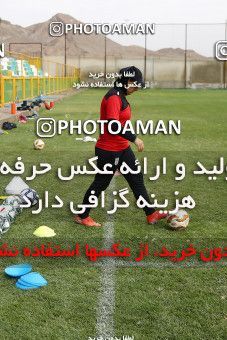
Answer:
0, 89, 227, 339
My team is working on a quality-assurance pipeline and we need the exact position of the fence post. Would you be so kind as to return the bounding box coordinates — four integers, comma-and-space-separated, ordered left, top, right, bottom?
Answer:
48, 76, 51, 94
0, 77, 4, 107
12, 78, 16, 101
22, 77, 26, 100
30, 78, 33, 98
43, 77, 46, 94
37, 76, 40, 96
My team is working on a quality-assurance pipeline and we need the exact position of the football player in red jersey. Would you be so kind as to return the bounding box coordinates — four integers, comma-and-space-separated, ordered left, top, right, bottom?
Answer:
75, 66, 167, 227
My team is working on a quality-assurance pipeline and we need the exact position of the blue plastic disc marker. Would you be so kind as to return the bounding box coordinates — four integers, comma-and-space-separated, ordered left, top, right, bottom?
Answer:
17, 278, 38, 287
16, 281, 39, 290
5, 264, 32, 278
19, 272, 48, 287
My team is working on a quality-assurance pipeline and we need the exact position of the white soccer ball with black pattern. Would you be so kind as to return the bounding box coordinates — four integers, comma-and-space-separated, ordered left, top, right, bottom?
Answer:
20, 188, 39, 206
0, 213, 11, 234
0, 205, 17, 222
167, 210, 190, 230
2, 196, 23, 214
34, 139, 45, 150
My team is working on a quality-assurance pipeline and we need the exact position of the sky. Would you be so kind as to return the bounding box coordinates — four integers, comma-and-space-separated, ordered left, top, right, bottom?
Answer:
1, 0, 227, 56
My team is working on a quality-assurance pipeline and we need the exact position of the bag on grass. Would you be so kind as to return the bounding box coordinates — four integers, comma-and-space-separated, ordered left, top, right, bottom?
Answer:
2, 122, 17, 130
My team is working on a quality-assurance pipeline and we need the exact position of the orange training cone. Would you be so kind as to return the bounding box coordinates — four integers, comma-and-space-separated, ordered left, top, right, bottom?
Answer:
11, 103, 16, 115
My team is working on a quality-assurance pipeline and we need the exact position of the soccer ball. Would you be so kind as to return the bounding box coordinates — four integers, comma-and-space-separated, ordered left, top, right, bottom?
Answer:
20, 188, 39, 206
0, 205, 17, 222
34, 139, 45, 150
0, 215, 11, 234
2, 196, 23, 214
0, 205, 11, 234
167, 210, 189, 230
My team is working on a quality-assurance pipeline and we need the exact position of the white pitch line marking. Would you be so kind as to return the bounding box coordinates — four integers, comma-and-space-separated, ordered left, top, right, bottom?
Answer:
96, 179, 116, 339
96, 260, 227, 269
